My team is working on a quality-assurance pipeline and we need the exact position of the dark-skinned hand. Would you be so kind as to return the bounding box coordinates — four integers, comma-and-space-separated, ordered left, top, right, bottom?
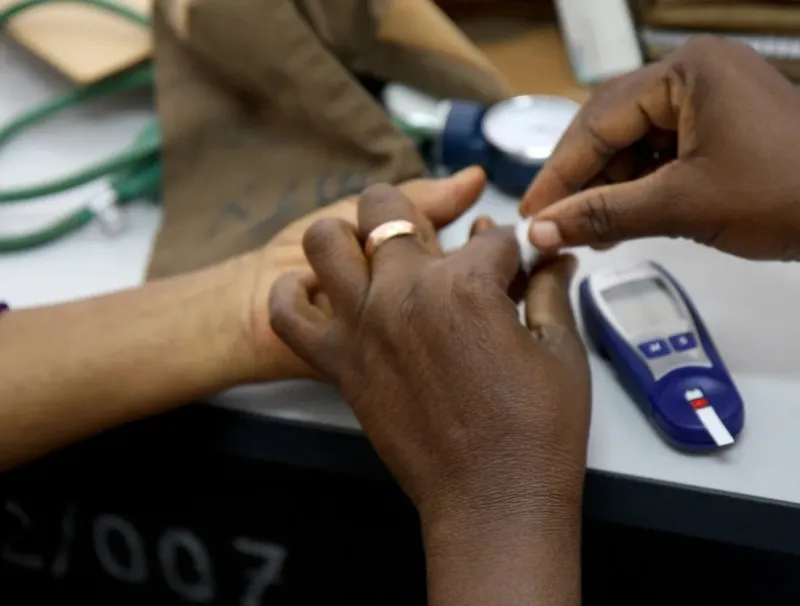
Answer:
269, 182, 591, 539
521, 35, 800, 261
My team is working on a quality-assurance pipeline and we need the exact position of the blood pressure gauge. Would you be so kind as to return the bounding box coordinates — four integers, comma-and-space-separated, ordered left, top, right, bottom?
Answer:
580, 262, 745, 451
383, 84, 579, 195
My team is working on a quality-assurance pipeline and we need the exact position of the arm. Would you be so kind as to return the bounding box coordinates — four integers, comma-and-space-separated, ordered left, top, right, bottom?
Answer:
0, 169, 485, 472
0, 257, 257, 471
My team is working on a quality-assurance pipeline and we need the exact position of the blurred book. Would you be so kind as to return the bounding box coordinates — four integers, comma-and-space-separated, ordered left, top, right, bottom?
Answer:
641, 27, 800, 78
635, 1, 800, 80
641, 0, 800, 34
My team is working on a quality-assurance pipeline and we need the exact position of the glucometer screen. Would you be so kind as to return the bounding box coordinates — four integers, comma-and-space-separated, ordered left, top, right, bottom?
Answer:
603, 278, 684, 336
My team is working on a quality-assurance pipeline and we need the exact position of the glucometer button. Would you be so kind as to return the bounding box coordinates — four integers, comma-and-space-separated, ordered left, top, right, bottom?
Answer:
669, 332, 697, 352
638, 339, 670, 359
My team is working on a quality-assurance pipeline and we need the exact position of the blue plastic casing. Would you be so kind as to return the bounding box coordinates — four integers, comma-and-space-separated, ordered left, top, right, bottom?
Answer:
438, 100, 544, 196
579, 263, 745, 450
438, 100, 490, 173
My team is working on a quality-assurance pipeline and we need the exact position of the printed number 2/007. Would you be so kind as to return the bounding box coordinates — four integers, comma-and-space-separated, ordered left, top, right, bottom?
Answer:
2, 501, 288, 605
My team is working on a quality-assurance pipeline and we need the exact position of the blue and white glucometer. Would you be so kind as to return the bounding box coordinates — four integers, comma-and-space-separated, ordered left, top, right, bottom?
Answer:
579, 262, 745, 451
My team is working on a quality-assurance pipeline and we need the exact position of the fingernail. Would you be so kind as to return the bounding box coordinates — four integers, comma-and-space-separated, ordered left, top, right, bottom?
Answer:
470, 215, 494, 237
529, 220, 562, 249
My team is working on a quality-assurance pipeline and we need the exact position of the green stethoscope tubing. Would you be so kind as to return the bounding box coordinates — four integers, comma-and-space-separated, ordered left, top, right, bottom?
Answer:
0, 0, 434, 251
0, 0, 157, 251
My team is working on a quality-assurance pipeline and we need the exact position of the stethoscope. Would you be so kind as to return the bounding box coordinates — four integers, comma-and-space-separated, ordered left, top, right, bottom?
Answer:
0, 0, 158, 252
383, 83, 579, 196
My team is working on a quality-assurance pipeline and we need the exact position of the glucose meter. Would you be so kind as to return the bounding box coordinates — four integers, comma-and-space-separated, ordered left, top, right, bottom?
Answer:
382, 84, 578, 195
579, 262, 744, 451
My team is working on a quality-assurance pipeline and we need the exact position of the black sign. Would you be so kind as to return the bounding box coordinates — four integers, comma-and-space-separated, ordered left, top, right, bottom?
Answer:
0, 407, 425, 606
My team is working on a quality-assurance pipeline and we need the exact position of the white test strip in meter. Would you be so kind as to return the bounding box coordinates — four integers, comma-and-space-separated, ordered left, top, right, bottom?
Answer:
685, 389, 735, 447
554, 0, 644, 84
696, 408, 735, 447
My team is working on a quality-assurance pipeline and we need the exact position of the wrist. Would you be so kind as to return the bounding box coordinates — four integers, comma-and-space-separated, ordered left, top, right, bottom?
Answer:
417, 467, 585, 542
422, 505, 582, 606
168, 256, 261, 390
420, 496, 582, 553
232, 251, 321, 384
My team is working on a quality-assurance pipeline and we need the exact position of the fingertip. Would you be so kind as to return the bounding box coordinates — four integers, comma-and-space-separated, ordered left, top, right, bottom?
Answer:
446, 165, 488, 217
450, 165, 487, 190
529, 168, 679, 248
528, 220, 563, 251
401, 167, 486, 230
469, 215, 495, 237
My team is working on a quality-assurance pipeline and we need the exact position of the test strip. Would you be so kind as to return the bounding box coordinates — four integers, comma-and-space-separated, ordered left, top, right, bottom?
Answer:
696, 406, 735, 447
515, 218, 540, 274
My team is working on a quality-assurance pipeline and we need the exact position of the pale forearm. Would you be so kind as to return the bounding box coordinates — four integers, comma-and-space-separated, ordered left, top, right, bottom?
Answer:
423, 510, 582, 606
0, 258, 255, 470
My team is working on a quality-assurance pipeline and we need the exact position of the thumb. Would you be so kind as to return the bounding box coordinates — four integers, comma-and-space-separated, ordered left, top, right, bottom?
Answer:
401, 166, 487, 229
529, 164, 688, 251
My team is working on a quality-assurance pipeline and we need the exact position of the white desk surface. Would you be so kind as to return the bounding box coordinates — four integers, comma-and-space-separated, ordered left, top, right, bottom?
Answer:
4, 38, 800, 510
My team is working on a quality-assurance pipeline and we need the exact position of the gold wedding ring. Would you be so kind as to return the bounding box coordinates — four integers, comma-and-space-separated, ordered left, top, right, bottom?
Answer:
364, 220, 420, 258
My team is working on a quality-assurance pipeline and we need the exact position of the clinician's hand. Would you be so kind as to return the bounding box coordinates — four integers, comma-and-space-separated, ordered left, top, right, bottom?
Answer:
270, 184, 590, 606
521, 36, 800, 261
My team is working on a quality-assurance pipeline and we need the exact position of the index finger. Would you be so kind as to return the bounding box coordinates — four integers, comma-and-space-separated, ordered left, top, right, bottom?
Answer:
525, 255, 579, 337
520, 62, 674, 217
452, 226, 521, 291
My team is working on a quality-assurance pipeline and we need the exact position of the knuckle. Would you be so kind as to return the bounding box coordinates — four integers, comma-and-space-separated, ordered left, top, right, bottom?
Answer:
529, 322, 580, 354
394, 268, 457, 329
582, 114, 617, 161
452, 270, 495, 301
648, 165, 688, 234
547, 160, 585, 197
398, 277, 435, 323
582, 192, 615, 241
449, 270, 505, 318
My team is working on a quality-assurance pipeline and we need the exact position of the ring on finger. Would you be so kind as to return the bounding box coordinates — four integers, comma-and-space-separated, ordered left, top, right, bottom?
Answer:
364, 220, 420, 258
